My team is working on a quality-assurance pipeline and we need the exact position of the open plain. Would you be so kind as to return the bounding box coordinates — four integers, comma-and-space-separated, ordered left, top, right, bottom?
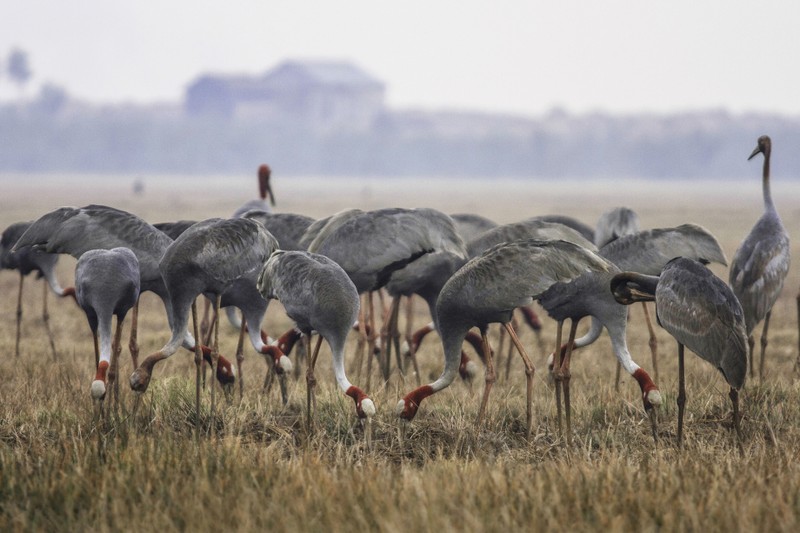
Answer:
2, 173, 800, 532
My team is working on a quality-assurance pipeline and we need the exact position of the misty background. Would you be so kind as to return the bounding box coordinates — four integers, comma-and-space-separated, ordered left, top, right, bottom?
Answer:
1, 47, 798, 180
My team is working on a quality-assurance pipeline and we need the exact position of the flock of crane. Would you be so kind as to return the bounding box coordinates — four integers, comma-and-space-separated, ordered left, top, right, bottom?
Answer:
0, 136, 792, 449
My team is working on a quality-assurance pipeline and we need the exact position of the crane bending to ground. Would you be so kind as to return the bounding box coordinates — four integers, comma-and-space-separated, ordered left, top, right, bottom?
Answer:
612, 257, 747, 450
397, 239, 662, 440
74, 247, 140, 408
257, 250, 376, 443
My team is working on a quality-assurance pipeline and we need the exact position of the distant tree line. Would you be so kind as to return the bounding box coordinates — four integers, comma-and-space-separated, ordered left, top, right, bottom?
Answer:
1, 99, 799, 179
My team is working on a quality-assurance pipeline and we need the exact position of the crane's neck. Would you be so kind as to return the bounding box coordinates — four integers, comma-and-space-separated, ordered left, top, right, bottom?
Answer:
431, 322, 470, 392
762, 147, 774, 211
605, 313, 641, 376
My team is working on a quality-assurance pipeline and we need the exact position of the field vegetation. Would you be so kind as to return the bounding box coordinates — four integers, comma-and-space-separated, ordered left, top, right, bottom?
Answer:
1, 174, 800, 531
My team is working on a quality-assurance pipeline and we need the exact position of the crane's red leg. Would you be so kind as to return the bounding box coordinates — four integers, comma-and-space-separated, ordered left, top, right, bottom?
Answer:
729, 387, 743, 455
404, 295, 415, 351
111, 315, 124, 412
795, 290, 800, 373
503, 322, 536, 438
747, 335, 755, 380
503, 316, 518, 381
381, 296, 403, 380
553, 320, 564, 435
191, 300, 203, 438
497, 321, 508, 378
759, 311, 771, 381
128, 299, 139, 369
210, 295, 222, 427
306, 335, 323, 430
362, 295, 378, 389
41, 281, 58, 360
367, 291, 384, 382
677, 342, 686, 448
236, 316, 247, 401
559, 320, 580, 444
641, 302, 659, 384
15, 274, 24, 357
475, 330, 496, 428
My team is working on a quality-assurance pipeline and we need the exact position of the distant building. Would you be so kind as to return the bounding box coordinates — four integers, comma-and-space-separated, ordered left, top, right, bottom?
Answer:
185, 60, 386, 131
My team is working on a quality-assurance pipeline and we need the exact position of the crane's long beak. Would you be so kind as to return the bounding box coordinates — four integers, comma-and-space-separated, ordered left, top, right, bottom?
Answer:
268, 183, 276, 206
748, 145, 761, 160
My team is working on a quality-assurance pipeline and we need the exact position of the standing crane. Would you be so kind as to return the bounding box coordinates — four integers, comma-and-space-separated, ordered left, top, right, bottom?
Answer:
1, 221, 76, 358
257, 250, 376, 442
75, 248, 140, 407
232, 164, 276, 218
612, 257, 747, 449
729, 135, 791, 380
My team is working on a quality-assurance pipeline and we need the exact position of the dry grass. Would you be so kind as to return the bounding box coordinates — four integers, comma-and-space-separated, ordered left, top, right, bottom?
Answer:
2, 174, 800, 532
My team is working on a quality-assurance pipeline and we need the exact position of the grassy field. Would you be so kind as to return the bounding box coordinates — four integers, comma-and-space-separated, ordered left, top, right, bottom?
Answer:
2, 173, 800, 532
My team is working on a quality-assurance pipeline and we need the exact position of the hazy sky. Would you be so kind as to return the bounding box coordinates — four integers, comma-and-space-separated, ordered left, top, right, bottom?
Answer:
2, 1, 799, 116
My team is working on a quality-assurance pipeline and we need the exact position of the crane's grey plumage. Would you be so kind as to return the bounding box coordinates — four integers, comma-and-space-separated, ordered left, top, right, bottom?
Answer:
12, 206, 216, 370
241, 210, 315, 251
314, 207, 466, 382
729, 135, 791, 379
75, 248, 140, 401
315, 208, 459, 294
232, 163, 276, 218
2, 221, 75, 357
302, 208, 365, 252
546, 224, 728, 378
449, 213, 498, 242
153, 220, 197, 240
467, 219, 597, 258
257, 251, 376, 431
594, 207, 641, 248
529, 215, 595, 242
129, 218, 281, 426
612, 257, 747, 446
598, 221, 726, 386
396, 239, 647, 437
601, 224, 728, 273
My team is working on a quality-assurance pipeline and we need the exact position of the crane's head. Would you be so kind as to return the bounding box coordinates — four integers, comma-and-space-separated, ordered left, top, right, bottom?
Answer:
129, 366, 152, 393
748, 135, 771, 161
610, 272, 657, 305
258, 164, 276, 206
346, 386, 376, 419
396, 385, 434, 421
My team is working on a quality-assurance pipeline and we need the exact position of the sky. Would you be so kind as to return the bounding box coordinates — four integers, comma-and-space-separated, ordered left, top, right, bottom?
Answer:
1, 0, 799, 116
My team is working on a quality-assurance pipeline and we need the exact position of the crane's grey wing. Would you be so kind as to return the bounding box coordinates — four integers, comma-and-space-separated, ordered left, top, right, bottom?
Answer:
166, 218, 279, 284
13, 205, 172, 280
468, 220, 596, 258
305, 208, 365, 252
12, 207, 80, 252
529, 215, 595, 242
729, 224, 790, 331
448, 239, 612, 314
316, 208, 465, 292
153, 220, 197, 240
450, 213, 498, 242
601, 223, 727, 274
242, 211, 314, 251
594, 207, 641, 247
656, 259, 747, 388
